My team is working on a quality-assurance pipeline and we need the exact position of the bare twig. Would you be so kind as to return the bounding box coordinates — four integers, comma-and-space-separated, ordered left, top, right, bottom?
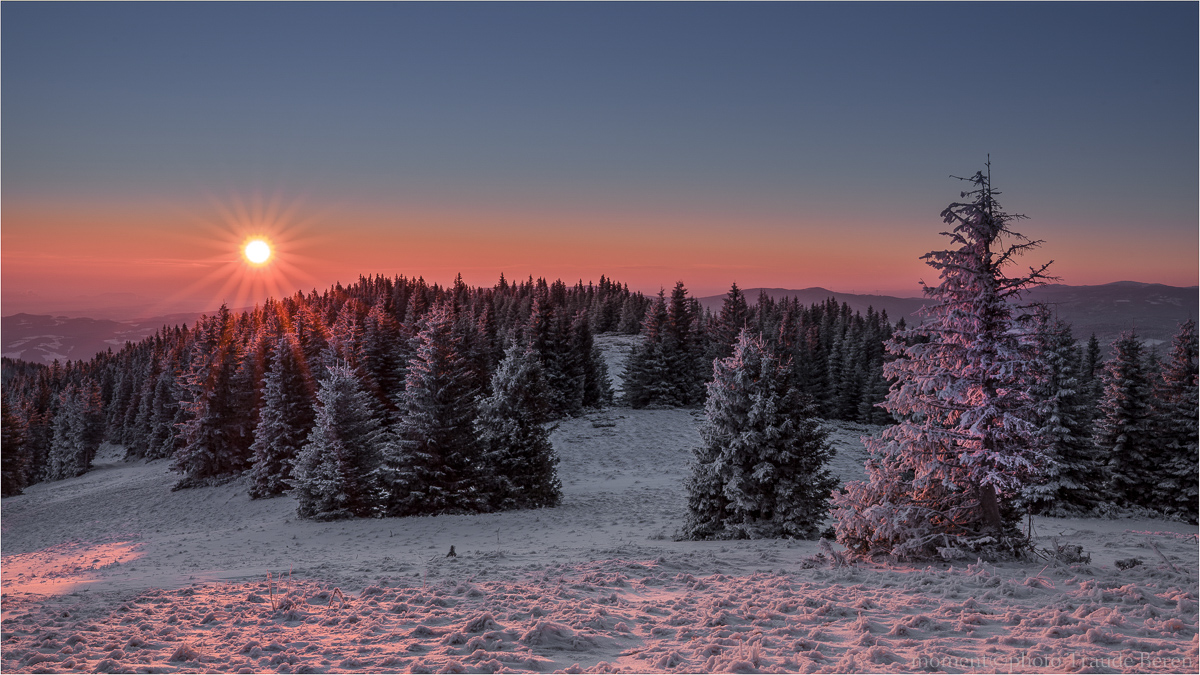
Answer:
1145, 539, 1184, 575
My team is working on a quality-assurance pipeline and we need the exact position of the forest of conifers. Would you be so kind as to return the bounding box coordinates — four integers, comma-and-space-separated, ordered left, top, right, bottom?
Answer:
0, 275, 897, 510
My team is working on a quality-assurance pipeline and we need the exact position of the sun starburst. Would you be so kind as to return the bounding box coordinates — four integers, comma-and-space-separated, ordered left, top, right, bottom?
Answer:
157, 190, 329, 315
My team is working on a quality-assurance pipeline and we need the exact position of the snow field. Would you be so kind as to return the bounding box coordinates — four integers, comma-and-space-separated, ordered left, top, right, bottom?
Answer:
2, 333, 1197, 672
3, 542, 1198, 673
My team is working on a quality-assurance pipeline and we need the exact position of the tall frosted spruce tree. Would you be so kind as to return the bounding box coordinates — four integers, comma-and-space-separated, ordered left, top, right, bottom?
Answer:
832, 165, 1051, 560
172, 306, 254, 487
291, 363, 386, 520
683, 329, 836, 540
46, 381, 104, 481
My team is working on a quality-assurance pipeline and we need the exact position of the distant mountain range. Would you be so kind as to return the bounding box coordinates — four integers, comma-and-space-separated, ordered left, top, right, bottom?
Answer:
697, 281, 1198, 351
2, 282, 1195, 364
1, 312, 211, 364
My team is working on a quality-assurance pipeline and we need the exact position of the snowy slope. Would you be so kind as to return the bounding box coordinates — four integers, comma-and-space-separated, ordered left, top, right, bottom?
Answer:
2, 336, 1197, 673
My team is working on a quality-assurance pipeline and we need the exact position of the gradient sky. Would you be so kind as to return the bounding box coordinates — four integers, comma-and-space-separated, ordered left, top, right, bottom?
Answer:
3, 2, 1197, 318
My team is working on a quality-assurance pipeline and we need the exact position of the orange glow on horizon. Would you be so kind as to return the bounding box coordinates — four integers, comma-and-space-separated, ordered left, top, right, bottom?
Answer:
2, 197, 1196, 318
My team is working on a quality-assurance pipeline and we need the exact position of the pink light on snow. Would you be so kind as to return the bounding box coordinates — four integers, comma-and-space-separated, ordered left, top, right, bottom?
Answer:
1, 540, 144, 596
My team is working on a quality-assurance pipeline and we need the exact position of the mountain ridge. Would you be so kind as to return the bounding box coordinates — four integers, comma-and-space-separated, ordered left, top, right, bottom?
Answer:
698, 282, 1197, 350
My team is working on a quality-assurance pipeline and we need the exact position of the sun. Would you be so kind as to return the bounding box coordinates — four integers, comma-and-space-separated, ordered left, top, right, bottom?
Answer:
244, 239, 271, 265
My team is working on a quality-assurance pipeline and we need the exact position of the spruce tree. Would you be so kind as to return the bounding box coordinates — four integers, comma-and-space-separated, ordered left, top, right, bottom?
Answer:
623, 291, 671, 407
1022, 310, 1100, 514
291, 363, 385, 520
146, 366, 182, 460
1079, 333, 1105, 415
571, 311, 613, 408
383, 304, 485, 517
248, 333, 317, 499
1094, 332, 1157, 508
47, 382, 104, 481
706, 282, 751, 368
832, 164, 1051, 560
683, 329, 836, 540
173, 306, 252, 485
624, 283, 706, 407
664, 281, 707, 405
2, 398, 30, 496
1152, 321, 1198, 522
48, 384, 82, 481
475, 341, 562, 510
528, 290, 583, 416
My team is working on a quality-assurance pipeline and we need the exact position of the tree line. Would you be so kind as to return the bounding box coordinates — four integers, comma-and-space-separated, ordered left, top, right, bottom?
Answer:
1, 274, 640, 514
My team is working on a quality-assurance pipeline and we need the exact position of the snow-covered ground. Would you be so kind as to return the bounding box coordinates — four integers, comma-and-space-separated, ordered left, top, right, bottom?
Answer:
2, 335, 1197, 673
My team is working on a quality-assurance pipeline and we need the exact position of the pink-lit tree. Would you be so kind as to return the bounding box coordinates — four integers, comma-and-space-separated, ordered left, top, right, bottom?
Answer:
832, 163, 1052, 560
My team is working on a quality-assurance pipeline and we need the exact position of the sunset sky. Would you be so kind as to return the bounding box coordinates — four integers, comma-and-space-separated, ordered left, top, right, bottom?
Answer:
3, 3, 1197, 319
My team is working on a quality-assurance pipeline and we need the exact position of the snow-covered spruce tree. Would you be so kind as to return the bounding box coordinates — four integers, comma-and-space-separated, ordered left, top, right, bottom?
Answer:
383, 303, 486, 517
571, 311, 614, 409
831, 165, 1052, 560
146, 364, 183, 460
1079, 334, 1105, 416
291, 363, 386, 520
683, 329, 836, 540
47, 384, 82, 481
1093, 332, 1157, 509
624, 282, 707, 407
475, 341, 562, 510
2, 397, 30, 496
528, 290, 583, 417
248, 333, 317, 499
1154, 320, 1198, 523
623, 290, 671, 407
1021, 309, 1100, 515
706, 282, 751, 369
361, 297, 407, 420
172, 306, 253, 487
664, 281, 708, 404
46, 381, 105, 481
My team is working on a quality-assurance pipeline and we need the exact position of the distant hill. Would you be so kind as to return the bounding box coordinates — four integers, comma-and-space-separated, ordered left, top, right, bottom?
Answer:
1024, 282, 1198, 348
1, 312, 208, 364
698, 282, 1198, 350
